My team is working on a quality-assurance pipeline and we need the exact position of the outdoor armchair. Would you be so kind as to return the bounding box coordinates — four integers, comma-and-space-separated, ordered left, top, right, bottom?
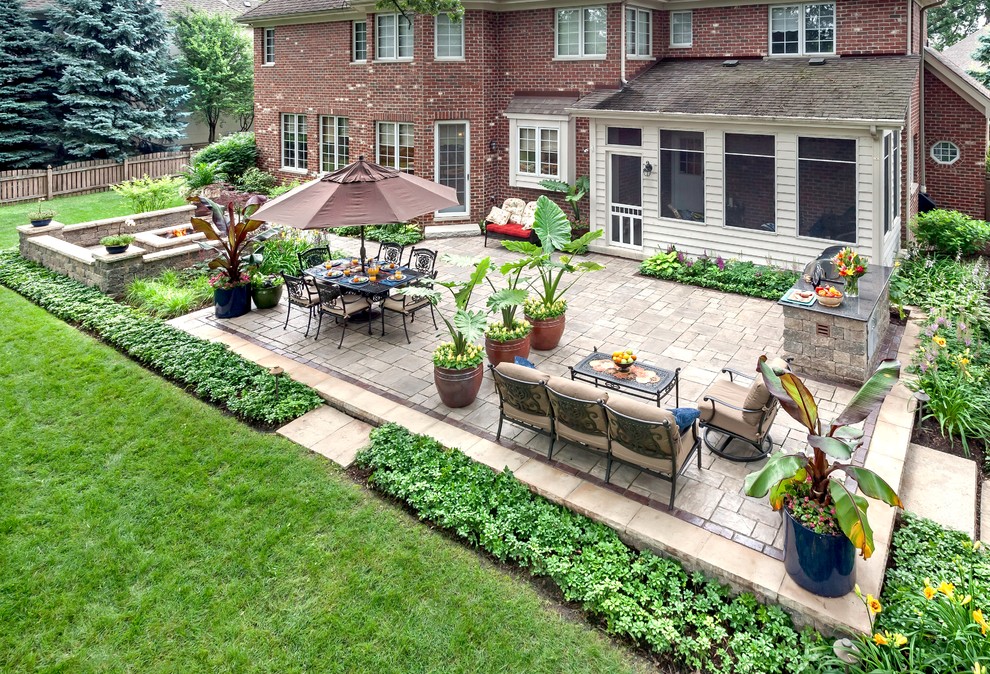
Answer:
406, 247, 438, 277
490, 362, 554, 456
380, 292, 437, 344
312, 278, 372, 348
545, 377, 609, 460
281, 273, 320, 337
377, 242, 404, 265
297, 246, 331, 272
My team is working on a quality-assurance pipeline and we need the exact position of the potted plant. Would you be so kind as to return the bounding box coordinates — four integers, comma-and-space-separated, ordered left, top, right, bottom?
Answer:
483, 257, 531, 366
28, 200, 56, 227
251, 272, 284, 309
743, 356, 903, 597
502, 196, 604, 350
99, 234, 136, 254
189, 193, 269, 319
403, 255, 491, 408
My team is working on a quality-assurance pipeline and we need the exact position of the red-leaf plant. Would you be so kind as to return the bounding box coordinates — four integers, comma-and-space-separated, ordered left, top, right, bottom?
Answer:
188, 194, 268, 286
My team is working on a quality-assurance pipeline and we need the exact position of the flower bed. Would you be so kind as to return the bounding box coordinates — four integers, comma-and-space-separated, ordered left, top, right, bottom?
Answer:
639, 247, 799, 300
357, 423, 818, 674
0, 251, 322, 426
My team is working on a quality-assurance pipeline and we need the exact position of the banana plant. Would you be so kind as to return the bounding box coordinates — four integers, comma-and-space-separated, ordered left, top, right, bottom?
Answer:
743, 356, 903, 559
188, 194, 270, 284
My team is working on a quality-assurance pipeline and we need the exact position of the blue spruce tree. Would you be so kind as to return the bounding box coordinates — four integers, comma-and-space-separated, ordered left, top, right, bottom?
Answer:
49, 0, 188, 160
0, 0, 60, 169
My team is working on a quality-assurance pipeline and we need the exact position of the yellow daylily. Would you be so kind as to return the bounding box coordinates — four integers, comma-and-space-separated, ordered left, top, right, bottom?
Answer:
866, 594, 882, 615
873, 632, 889, 646
924, 584, 937, 600
938, 581, 956, 598
892, 633, 908, 647
975, 662, 985, 674
974, 609, 988, 635
963, 595, 973, 606
933, 335, 947, 347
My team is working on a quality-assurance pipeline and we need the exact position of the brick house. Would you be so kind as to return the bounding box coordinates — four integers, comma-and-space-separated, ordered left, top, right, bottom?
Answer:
240, 0, 990, 266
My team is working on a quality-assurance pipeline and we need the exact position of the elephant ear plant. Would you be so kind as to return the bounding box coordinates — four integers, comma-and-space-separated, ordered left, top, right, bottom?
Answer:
188, 194, 270, 287
744, 356, 904, 559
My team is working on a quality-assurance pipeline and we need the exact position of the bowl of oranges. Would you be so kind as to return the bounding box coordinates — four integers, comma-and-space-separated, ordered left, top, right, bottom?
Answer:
815, 285, 844, 308
611, 349, 637, 373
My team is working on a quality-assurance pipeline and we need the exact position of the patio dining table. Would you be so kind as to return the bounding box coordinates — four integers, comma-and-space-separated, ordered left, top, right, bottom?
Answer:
304, 259, 425, 304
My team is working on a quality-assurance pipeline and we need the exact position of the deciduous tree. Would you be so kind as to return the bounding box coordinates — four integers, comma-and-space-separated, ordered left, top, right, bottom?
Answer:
928, 0, 990, 50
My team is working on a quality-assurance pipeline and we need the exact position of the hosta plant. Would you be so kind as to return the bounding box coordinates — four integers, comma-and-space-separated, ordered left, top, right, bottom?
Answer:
744, 356, 903, 558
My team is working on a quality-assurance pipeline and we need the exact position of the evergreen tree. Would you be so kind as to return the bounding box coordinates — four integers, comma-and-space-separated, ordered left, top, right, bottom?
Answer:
0, 0, 60, 169
968, 33, 990, 88
49, 0, 188, 160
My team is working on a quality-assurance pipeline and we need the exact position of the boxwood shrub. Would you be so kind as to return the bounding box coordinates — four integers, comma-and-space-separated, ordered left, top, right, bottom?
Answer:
640, 247, 799, 301
0, 252, 322, 426
358, 423, 818, 674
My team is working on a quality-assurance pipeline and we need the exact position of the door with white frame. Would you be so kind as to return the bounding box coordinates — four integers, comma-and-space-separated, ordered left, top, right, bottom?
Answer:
609, 153, 643, 248
435, 121, 469, 217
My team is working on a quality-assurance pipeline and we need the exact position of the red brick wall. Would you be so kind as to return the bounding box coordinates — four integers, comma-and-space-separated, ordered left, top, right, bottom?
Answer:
923, 69, 988, 219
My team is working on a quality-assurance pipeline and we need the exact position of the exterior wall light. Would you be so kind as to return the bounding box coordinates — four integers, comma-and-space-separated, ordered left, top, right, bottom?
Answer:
642, 161, 653, 177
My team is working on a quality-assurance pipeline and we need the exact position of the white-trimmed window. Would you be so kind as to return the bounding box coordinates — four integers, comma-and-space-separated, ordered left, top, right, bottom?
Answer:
660, 130, 705, 222
883, 131, 901, 234
931, 140, 959, 165
556, 7, 607, 58
320, 116, 349, 173
670, 11, 692, 48
263, 27, 275, 64
518, 126, 558, 177
281, 113, 307, 170
377, 121, 415, 173
798, 137, 856, 243
626, 7, 651, 57
376, 13, 413, 60
353, 21, 367, 61
435, 14, 464, 59
770, 3, 835, 55
507, 115, 572, 189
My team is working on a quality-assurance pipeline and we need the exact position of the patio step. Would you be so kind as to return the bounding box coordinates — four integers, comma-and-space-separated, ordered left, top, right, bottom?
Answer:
424, 223, 480, 239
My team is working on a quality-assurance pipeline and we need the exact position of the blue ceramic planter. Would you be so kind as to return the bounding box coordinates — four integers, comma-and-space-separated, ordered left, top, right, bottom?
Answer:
214, 285, 251, 319
783, 508, 856, 597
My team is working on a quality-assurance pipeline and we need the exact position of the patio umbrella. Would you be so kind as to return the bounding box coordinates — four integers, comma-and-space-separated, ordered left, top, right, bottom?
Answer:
253, 156, 459, 271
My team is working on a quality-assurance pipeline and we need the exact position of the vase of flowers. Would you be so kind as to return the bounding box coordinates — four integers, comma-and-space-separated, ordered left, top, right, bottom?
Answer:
833, 247, 867, 298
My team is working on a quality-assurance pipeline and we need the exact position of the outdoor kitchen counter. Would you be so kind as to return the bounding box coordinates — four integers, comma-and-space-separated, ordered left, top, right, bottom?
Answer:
780, 265, 894, 322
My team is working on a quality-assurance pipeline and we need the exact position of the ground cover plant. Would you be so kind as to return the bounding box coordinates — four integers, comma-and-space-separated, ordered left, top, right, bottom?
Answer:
124, 266, 213, 319
0, 251, 320, 426
357, 423, 818, 674
640, 246, 799, 300
0, 288, 646, 674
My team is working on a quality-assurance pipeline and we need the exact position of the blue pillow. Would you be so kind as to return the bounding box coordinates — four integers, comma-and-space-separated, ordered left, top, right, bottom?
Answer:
667, 407, 700, 433
514, 356, 536, 369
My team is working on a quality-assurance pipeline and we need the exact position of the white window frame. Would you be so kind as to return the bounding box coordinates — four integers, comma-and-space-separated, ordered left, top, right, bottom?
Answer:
434, 121, 470, 218
281, 113, 308, 172
376, 121, 415, 173
796, 136, 858, 243
375, 13, 414, 61
930, 140, 960, 165
320, 116, 349, 173
670, 10, 692, 48
506, 114, 573, 190
768, 3, 835, 56
434, 14, 464, 60
555, 7, 607, 59
263, 27, 275, 65
626, 7, 652, 57
353, 20, 367, 62
658, 129, 706, 223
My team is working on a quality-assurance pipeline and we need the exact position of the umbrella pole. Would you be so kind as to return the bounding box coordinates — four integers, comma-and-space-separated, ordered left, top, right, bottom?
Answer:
360, 228, 367, 273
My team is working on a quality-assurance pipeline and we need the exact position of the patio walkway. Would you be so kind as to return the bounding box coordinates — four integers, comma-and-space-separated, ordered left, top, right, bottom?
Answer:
169, 231, 917, 635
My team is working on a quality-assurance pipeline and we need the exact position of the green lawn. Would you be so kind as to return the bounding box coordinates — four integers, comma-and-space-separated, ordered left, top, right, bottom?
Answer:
0, 287, 645, 674
0, 191, 185, 248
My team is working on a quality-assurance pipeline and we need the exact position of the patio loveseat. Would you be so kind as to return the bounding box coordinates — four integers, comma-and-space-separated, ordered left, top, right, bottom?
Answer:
490, 362, 702, 508
484, 198, 539, 247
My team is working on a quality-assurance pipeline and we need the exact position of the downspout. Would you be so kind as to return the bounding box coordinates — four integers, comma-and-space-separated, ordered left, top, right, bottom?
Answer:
918, 0, 948, 193
620, 1, 628, 85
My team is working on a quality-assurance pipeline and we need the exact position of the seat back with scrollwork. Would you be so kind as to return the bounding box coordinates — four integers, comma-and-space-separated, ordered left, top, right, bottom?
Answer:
377, 242, 403, 265
298, 246, 330, 272
283, 273, 319, 306
545, 376, 609, 452
407, 247, 437, 277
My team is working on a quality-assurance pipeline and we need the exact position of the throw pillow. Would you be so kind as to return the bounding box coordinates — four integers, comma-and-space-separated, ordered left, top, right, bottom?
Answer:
514, 356, 536, 369
666, 407, 701, 434
502, 198, 526, 223
486, 206, 510, 225
520, 201, 538, 229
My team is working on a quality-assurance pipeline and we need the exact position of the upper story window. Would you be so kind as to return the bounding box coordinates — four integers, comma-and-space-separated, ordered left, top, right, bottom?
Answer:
435, 15, 464, 59
625, 7, 651, 57
376, 13, 413, 60
670, 11, 692, 48
353, 21, 367, 62
320, 116, 349, 173
770, 3, 835, 55
556, 7, 606, 58
377, 121, 415, 173
930, 140, 959, 165
263, 27, 275, 64
281, 113, 307, 171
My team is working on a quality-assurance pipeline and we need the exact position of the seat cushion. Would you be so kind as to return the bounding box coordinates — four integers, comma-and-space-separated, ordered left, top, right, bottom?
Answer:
503, 406, 553, 433
603, 394, 672, 424
502, 198, 526, 222
610, 426, 695, 475
486, 206, 510, 225
699, 379, 762, 442
382, 295, 430, 312
495, 362, 550, 384
545, 376, 608, 403
742, 378, 773, 426
487, 221, 532, 239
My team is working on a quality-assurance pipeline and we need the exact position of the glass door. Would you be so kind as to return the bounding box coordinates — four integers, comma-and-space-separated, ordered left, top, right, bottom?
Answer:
435, 122, 469, 216
609, 154, 643, 247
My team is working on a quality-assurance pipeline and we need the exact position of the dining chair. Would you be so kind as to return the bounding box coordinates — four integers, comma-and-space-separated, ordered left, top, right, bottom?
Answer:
297, 246, 330, 273
312, 278, 372, 348
380, 290, 437, 344
281, 273, 320, 337
377, 242, 404, 265
406, 247, 438, 277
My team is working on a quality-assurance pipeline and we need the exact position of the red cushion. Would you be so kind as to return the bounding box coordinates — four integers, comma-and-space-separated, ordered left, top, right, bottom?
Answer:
486, 221, 532, 238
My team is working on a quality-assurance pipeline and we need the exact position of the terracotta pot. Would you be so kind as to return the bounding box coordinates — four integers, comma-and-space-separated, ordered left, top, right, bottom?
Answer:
434, 362, 484, 408
485, 333, 531, 366
782, 508, 856, 597
526, 314, 566, 351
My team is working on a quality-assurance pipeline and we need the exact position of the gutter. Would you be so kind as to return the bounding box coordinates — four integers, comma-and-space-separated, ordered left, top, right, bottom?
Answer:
917, 0, 949, 193
620, 1, 628, 85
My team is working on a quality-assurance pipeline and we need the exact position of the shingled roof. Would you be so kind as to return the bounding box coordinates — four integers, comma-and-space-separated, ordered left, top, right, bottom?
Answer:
572, 55, 921, 124
239, 0, 349, 21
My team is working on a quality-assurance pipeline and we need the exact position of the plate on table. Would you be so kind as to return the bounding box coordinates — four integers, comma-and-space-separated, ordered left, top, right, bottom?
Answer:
784, 289, 817, 306
387, 274, 407, 282
327, 270, 344, 278
349, 276, 369, 284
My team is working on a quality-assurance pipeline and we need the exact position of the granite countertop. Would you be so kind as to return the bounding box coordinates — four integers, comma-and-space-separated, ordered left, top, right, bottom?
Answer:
779, 265, 893, 322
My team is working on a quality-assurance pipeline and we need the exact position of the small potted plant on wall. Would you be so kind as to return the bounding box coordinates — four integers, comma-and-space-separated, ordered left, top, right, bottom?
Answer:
250, 272, 284, 309
99, 234, 136, 254
28, 200, 56, 227
483, 257, 531, 366
503, 196, 604, 350
743, 356, 903, 597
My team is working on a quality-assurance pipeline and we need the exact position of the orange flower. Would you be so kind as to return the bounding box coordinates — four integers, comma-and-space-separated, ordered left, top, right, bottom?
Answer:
924, 584, 937, 600
873, 632, 889, 646
866, 594, 882, 615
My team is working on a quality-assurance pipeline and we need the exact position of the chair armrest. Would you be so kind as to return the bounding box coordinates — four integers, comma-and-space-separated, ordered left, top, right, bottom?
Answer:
701, 394, 765, 415
720, 367, 754, 383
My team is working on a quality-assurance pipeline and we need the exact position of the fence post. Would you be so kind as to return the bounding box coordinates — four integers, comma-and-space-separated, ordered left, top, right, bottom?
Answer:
122, 155, 130, 183
46, 165, 53, 200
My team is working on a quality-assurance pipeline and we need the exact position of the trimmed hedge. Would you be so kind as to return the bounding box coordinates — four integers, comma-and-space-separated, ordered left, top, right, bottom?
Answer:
357, 423, 817, 674
0, 252, 322, 426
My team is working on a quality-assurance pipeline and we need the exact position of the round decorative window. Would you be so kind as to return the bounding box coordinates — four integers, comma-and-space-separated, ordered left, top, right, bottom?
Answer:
931, 141, 960, 165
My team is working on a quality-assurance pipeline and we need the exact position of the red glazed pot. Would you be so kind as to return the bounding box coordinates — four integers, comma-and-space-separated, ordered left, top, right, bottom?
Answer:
434, 362, 484, 408
484, 334, 532, 366
526, 314, 566, 351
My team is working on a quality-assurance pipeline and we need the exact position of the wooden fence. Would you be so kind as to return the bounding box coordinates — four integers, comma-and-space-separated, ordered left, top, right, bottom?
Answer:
0, 150, 193, 204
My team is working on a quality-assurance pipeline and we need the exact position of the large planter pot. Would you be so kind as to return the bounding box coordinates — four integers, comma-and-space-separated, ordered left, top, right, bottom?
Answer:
434, 363, 484, 408
214, 284, 252, 319
782, 508, 856, 597
485, 333, 531, 366
526, 314, 566, 351
252, 284, 283, 310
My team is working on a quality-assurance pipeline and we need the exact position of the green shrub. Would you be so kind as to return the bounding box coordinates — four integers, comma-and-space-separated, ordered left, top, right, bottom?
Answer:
640, 247, 799, 300
110, 175, 185, 213
268, 180, 301, 198
237, 167, 278, 195
180, 160, 228, 195
125, 267, 213, 319
193, 132, 257, 183
0, 251, 322, 425
357, 423, 818, 674
912, 209, 990, 257
333, 223, 423, 246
